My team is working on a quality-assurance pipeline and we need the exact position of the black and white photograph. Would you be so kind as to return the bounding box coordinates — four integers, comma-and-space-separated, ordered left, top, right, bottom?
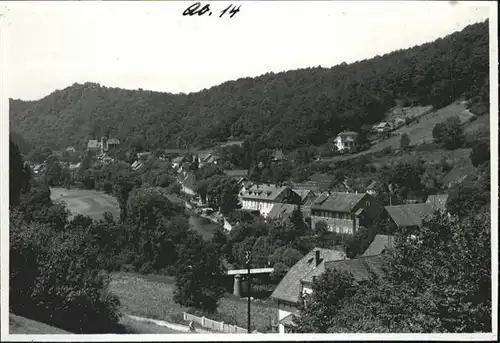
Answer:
1, 0, 497, 340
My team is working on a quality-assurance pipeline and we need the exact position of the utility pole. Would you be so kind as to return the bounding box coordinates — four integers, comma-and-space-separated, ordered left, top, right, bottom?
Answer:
245, 250, 251, 334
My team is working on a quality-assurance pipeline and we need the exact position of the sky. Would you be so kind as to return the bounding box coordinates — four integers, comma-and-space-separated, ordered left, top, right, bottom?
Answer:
0, 1, 493, 101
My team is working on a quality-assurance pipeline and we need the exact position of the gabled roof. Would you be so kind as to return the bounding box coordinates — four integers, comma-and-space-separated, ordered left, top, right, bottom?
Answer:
426, 194, 449, 211
337, 131, 358, 137
240, 184, 291, 201
316, 254, 388, 284
107, 138, 120, 144
172, 156, 184, 164
366, 181, 378, 190
87, 140, 99, 149
293, 189, 316, 202
362, 235, 396, 257
224, 169, 249, 178
267, 204, 311, 220
271, 248, 346, 304
181, 173, 196, 190
385, 203, 435, 228
311, 192, 367, 213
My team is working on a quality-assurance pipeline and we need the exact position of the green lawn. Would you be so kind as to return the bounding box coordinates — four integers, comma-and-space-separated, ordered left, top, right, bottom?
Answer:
50, 187, 120, 221
109, 272, 277, 333
8, 314, 72, 335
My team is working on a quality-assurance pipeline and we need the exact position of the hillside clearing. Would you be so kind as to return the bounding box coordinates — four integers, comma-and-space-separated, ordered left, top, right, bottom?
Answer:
109, 272, 277, 333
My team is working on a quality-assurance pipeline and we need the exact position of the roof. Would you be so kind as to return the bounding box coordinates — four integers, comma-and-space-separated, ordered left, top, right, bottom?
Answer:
311, 192, 366, 213
293, 189, 316, 202
198, 151, 212, 161
279, 313, 298, 327
87, 140, 99, 149
271, 248, 347, 304
385, 203, 435, 228
426, 194, 449, 211
107, 138, 120, 144
362, 235, 396, 257
240, 184, 290, 201
318, 255, 388, 284
164, 149, 184, 154
224, 169, 249, 178
267, 203, 311, 220
366, 181, 378, 190
376, 122, 391, 128
337, 131, 358, 137
181, 173, 196, 190
172, 156, 184, 164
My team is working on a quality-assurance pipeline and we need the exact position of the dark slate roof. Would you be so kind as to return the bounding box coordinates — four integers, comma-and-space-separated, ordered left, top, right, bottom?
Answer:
267, 204, 311, 220
313, 254, 388, 284
224, 169, 249, 178
270, 248, 347, 304
337, 131, 358, 137
362, 235, 396, 257
385, 203, 435, 228
240, 184, 290, 201
292, 189, 316, 202
311, 192, 366, 213
426, 194, 449, 211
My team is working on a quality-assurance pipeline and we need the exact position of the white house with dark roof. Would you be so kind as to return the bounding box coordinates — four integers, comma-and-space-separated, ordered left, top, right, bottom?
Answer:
310, 192, 382, 235
270, 248, 347, 334
334, 131, 358, 151
239, 184, 301, 218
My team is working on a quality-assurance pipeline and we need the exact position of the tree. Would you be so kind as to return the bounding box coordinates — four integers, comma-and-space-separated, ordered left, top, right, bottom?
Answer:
10, 140, 25, 207
294, 268, 356, 333
10, 212, 121, 333
469, 140, 490, 167
269, 246, 303, 280
174, 235, 226, 312
432, 116, 465, 150
290, 205, 307, 235
399, 133, 411, 149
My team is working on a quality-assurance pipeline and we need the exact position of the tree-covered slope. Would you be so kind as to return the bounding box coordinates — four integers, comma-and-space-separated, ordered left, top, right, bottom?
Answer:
9, 21, 489, 151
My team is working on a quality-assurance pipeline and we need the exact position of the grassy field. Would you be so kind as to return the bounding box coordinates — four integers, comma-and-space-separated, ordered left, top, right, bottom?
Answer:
50, 187, 120, 221
322, 102, 478, 164
109, 272, 277, 333
8, 314, 72, 334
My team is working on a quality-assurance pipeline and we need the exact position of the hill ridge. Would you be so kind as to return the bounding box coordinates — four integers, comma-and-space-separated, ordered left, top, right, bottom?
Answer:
10, 21, 489, 152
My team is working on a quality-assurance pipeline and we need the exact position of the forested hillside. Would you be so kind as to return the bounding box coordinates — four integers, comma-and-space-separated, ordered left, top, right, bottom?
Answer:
10, 21, 489, 151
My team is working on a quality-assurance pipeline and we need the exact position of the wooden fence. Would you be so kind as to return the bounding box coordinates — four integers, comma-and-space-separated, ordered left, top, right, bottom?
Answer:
183, 312, 258, 334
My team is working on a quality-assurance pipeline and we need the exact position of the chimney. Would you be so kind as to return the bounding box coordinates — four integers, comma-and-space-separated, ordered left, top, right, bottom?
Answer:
315, 250, 321, 267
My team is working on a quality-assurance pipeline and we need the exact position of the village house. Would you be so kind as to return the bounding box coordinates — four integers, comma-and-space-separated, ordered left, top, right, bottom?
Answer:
334, 131, 358, 152
383, 203, 436, 229
365, 181, 378, 196
267, 203, 311, 223
310, 192, 382, 235
65, 146, 76, 153
239, 184, 302, 218
271, 248, 347, 334
171, 156, 185, 169
87, 136, 120, 155
137, 151, 153, 160
362, 234, 396, 257
392, 117, 405, 129
273, 149, 286, 162
292, 189, 317, 206
197, 151, 218, 168
180, 173, 196, 197
373, 122, 393, 134
107, 138, 120, 152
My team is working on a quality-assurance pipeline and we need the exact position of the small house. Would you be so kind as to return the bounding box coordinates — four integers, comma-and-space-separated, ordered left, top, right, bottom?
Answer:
334, 131, 358, 152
